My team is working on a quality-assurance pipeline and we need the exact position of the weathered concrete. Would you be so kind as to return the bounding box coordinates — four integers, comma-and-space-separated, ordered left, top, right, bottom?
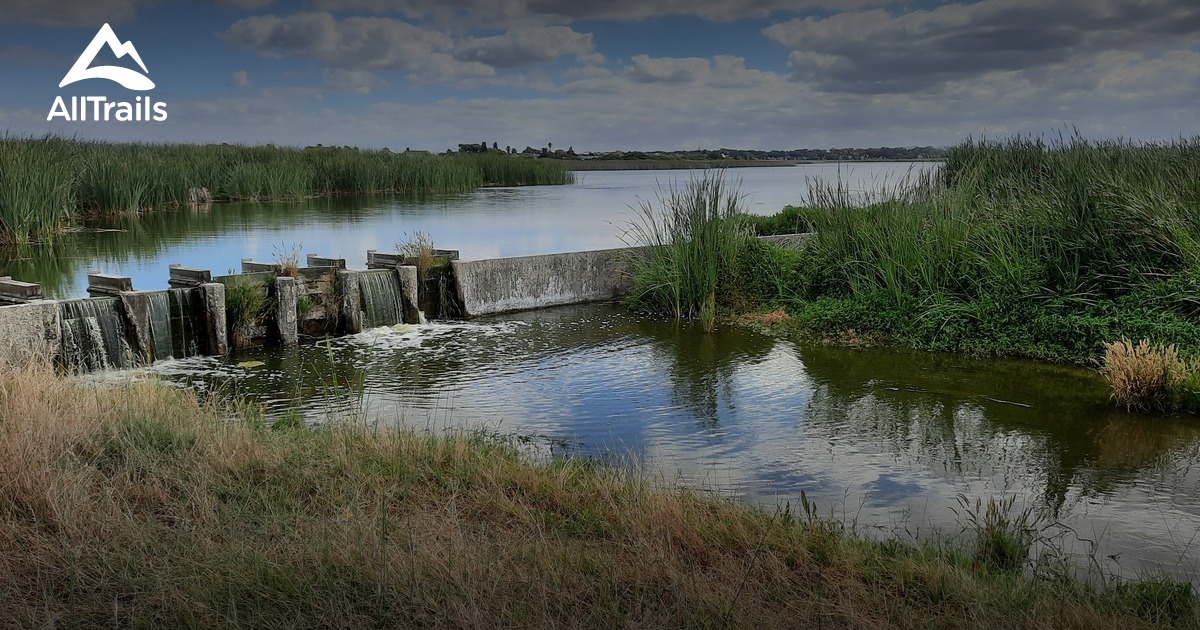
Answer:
367, 249, 460, 269
200, 282, 229, 356
168, 264, 212, 288
0, 301, 62, 364
87, 272, 133, 297
397, 265, 421, 324
760, 233, 815, 250
119, 291, 156, 363
338, 270, 362, 334
241, 259, 280, 273
274, 276, 299, 346
307, 254, 346, 269
0, 277, 43, 303
452, 246, 639, 317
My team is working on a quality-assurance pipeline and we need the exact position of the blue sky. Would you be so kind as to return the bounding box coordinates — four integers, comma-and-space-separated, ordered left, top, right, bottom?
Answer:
1, 0, 1198, 150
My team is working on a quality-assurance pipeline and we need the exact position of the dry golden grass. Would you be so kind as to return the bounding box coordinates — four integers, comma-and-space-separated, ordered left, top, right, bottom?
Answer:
0, 363, 1193, 628
1101, 339, 1189, 412
736, 308, 792, 326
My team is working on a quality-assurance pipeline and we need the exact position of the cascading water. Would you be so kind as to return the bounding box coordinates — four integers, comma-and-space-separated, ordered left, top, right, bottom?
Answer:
145, 289, 206, 361
59, 298, 134, 372
169, 288, 205, 358
146, 291, 174, 362
358, 269, 404, 328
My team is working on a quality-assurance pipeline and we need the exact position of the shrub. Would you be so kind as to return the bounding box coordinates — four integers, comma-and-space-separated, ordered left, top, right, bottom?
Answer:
1101, 339, 1190, 412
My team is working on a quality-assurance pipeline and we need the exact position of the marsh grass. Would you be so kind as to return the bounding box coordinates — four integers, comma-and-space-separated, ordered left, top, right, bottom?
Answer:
1101, 339, 1196, 412
0, 363, 1195, 628
769, 134, 1200, 368
0, 137, 573, 244
224, 275, 269, 349
396, 230, 436, 280
272, 241, 303, 278
623, 171, 752, 332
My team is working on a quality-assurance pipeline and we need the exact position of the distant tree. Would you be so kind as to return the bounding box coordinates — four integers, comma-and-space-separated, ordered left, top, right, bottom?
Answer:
493, 142, 499, 151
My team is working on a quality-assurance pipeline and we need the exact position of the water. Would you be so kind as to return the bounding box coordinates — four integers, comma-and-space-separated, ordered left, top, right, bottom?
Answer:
59, 297, 134, 371
0, 163, 932, 297
133, 304, 1200, 583
13, 162, 1199, 582
358, 269, 405, 329
166, 285, 204, 357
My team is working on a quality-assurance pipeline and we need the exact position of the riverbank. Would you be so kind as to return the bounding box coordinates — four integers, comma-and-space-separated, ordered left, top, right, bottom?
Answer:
0, 363, 1193, 627
0, 137, 573, 245
733, 136, 1200, 412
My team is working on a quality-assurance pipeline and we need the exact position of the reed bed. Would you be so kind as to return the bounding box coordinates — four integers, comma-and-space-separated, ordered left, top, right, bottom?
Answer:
758, 134, 1200, 368
0, 136, 573, 244
622, 171, 753, 331
0, 362, 1193, 628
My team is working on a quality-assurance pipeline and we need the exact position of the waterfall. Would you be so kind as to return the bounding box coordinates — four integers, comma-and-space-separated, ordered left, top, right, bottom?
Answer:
358, 269, 404, 328
146, 291, 174, 362
169, 288, 205, 358
145, 289, 205, 361
59, 298, 134, 372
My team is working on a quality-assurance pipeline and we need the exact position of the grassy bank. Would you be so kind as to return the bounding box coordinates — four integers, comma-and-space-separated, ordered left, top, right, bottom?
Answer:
732, 135, 1200, 410
0, 136, 573, 244
0, 364, 1194, 627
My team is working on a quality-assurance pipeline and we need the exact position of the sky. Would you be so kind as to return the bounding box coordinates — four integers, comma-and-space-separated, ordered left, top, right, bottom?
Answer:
0, 0, 1197, 151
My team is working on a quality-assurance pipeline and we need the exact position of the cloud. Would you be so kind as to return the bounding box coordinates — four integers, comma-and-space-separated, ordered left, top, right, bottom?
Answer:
455, 25, 600, 68
763, 0, 1200, 94
321, 68, 377, 93
231, 70, 252, 88
621, 55, 777, 87
0, 0, 146, 26
221, 12, 494, 79
216, 0, 276, 9
305, 0, 881, 23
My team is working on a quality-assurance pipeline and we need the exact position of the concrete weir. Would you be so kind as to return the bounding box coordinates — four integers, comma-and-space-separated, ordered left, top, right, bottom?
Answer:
450, 234, 814, 317
0, 233, 813, 369
452, 247, 638, 317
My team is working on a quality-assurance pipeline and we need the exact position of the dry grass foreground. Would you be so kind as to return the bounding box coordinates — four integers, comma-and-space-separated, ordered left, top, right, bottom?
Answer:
0, 363, 1194, 628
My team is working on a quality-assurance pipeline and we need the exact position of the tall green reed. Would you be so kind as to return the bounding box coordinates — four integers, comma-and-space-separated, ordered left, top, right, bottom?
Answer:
623, 170, 751, 331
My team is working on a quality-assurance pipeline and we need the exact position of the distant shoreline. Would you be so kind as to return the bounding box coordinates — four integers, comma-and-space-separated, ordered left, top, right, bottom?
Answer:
552, 158, 943, 171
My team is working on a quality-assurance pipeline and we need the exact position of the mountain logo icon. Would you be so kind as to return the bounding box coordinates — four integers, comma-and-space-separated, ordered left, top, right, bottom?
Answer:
59, 23, 155, 91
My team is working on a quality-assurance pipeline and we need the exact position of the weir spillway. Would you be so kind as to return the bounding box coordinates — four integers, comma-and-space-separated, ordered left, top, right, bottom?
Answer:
0, 234, 812, 372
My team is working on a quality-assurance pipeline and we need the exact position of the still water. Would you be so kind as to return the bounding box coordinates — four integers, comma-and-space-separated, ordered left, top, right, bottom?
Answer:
127, 304, 1200, 583
11, 162, 1199, 582
0, 162, 928, 297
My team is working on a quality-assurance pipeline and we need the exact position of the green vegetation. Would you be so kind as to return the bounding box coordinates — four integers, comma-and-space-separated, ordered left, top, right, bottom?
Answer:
0, 136, 573, 244
223, 275, 270, 349
622, 172, 754, 331
0, 363, 1195, 628
740, 135, 1200, 411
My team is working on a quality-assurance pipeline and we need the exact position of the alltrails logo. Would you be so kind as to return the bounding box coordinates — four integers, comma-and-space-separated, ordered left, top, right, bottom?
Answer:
47, 23, 168, 122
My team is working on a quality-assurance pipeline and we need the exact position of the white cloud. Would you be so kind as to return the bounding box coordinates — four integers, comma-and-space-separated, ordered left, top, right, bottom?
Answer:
221, 12, 494, 80
455, 25, 601, 68
322, 68, 377, 93
231, 70, 252, 88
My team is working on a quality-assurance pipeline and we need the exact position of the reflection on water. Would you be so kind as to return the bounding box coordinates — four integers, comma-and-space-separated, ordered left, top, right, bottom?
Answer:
0, 164, 931, 297
122, 304, 1200, 583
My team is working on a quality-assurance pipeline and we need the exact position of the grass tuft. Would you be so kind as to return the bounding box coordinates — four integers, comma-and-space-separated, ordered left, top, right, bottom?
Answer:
622, 170, 753, 332
1101, 338, 1194, 412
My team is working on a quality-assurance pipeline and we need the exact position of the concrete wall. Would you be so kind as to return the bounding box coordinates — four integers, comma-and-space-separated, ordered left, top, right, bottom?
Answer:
0, 301, 62, 364
452, 246, 639, 317
451, 234, 813, 318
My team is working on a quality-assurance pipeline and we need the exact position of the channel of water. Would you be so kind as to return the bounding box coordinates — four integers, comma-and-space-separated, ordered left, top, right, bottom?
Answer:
9, 163, 1198, 583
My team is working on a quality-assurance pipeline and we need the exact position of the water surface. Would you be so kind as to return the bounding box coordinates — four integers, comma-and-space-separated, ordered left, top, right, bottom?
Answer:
128, 304, 1200, 583
1, 163, 929, 297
